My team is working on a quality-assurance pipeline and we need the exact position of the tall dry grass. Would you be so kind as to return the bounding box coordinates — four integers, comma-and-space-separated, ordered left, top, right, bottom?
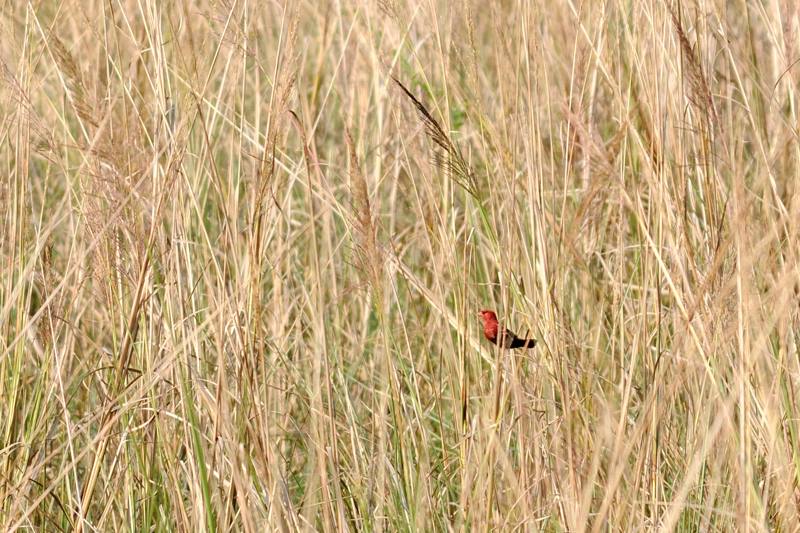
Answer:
2, 1, 800, 531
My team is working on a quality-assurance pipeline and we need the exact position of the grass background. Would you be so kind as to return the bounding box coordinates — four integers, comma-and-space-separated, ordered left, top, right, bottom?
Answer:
2, 0, 800, 530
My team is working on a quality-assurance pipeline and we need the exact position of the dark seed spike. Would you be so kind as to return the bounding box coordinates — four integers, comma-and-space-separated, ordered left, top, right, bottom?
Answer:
392, 76, 477, 198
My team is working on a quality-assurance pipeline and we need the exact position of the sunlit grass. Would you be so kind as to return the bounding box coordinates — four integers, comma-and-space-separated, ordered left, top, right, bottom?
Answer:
2, 1, 800, 531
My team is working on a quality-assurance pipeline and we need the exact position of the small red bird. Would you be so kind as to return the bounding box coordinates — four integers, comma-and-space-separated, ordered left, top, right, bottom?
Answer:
478, 310, 536, 349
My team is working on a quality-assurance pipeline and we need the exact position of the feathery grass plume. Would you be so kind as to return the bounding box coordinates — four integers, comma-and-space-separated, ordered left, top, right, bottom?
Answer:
392, 76, 478, 198
252, 67, 296, 244
346, 128, 383, 291
564, 107, 624, 183
1, 59, 57, 159
564, 109, 628, 248
669, 7, 717, 127
48, 32, 98, 128
377, 0, 400, 22
781, 4, 797, 69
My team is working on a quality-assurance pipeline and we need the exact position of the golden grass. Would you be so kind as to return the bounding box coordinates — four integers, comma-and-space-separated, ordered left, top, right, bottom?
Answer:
2, 1, 800, 531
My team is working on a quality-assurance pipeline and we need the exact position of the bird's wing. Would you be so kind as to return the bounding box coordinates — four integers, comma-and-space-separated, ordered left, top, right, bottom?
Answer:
499, 328, 518, 348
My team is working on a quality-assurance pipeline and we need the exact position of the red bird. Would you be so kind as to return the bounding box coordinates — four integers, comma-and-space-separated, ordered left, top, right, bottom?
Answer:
478, 310, 536, 349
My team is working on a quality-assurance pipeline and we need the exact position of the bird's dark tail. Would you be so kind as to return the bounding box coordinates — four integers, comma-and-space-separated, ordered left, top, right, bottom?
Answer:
510, 337, 537, 349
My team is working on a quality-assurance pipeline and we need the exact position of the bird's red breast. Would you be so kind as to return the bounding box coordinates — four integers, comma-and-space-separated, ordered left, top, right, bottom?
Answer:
478, 309, 499, 342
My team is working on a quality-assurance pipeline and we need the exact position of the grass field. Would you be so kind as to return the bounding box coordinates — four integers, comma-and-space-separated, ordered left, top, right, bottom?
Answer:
3, 1, 800, 531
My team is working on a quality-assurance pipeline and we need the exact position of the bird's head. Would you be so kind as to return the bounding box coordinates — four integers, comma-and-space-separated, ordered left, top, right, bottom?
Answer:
477, 309, 498, 324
